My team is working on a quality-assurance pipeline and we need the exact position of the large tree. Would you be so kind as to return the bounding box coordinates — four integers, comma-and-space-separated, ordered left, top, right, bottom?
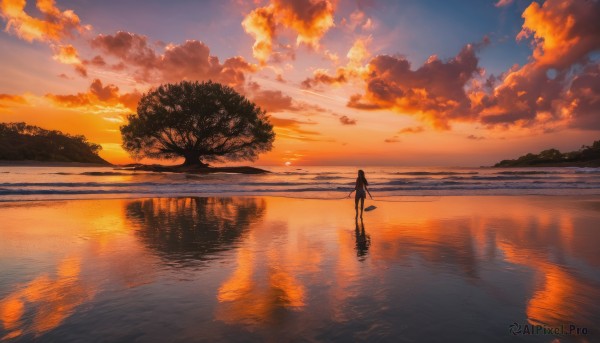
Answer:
120, 81, 275, 166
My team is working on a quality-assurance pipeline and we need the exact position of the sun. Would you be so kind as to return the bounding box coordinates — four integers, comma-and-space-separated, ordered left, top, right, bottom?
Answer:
285, 161, 292, 166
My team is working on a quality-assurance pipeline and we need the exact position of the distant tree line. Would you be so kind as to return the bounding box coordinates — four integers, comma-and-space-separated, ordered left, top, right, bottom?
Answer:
495, 139, 600, 167
0, 122, 109, 164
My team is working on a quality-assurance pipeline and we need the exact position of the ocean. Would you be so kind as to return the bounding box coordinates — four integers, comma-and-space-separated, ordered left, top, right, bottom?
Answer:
1, 165, 600, 201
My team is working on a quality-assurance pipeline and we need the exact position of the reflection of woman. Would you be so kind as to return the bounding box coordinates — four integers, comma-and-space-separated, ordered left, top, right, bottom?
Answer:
355, 219, 370, 259
347, 169, 373, 219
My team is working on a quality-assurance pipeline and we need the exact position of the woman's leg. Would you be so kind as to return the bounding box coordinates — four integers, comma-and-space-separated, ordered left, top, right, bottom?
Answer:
360, 197, 365, 218
354, 197, 359, 218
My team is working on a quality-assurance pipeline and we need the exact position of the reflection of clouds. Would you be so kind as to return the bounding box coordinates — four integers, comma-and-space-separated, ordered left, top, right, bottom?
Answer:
363, 197, 600, 330
0, 257, 95, 340
216, 223, 306, 326
499, 241, 599, 328
0, 199, 156, 341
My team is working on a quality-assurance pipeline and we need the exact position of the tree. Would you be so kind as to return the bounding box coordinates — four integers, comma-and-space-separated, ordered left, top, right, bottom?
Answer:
120, 81, 275, 166
0, 122, 108, 164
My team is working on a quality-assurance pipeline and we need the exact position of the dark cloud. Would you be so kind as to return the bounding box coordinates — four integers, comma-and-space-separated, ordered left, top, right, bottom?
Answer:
339, 115, 356, 125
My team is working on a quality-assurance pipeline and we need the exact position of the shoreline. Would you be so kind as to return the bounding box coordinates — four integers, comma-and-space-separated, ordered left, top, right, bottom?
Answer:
0, 160, 113, 167
1, 193, 599, 204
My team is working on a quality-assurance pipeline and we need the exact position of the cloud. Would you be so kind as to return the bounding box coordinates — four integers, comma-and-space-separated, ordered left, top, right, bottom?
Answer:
516, 0, 600, 68
342, 1, 600, 132
0, 0, 90, 43
494, 0, 513, 8
339, 115, 356, 125
384, 136, 400, 143
52, 44, 88, 77
348, 42, 484, 129
242, 6, 276, 64
477, 0, 600, 129
0, 94, 28, 108
301, 68, 347, 88
398, 126, 424, 134
91, 32, 256, 87
252, 89, 295, 112
242, 0, 336, 62
339, 10, 374, 32
274, 0, 336, 48
46, 79, 141, 112
269, 116, 325, 141
467, 134, 485, 140
562, 63, 600, 130
302, 36, 371, 88
52, 44, 80, 64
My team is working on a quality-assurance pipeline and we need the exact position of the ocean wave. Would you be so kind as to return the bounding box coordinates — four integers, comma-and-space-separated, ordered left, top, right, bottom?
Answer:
389, 171, 479, 176
80, 171, 132, 176
0, 182, 175, 188
494, 171, 558, 175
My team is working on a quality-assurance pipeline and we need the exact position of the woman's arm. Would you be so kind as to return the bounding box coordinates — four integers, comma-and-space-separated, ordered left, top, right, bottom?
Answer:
365, 185, 373, 199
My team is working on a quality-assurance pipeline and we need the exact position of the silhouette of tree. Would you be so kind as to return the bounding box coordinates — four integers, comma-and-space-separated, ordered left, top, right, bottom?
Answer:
0, 122, 108, 164
120, 81, 275, 166
495, 139, 600, 167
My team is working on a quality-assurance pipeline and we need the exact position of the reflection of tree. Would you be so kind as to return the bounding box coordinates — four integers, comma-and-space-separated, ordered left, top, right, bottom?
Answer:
125, 197, 266, 262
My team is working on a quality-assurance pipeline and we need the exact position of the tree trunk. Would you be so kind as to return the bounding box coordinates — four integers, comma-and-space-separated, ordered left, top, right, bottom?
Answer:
182, 152, 208, 167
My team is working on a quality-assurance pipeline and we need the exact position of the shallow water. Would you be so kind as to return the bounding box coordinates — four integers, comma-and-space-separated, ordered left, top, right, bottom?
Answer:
2, 166, 600, 201
1, 196, 599, 342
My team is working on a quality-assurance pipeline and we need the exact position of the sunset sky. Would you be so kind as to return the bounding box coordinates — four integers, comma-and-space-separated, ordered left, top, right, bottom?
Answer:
1, 0, 599, 166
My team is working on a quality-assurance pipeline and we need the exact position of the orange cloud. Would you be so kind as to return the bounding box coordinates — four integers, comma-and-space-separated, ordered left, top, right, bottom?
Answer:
242, 6, 277, 64
341, 1, 600, 131
275, 0, 335, 48
45, 79, 141, 112
52, 44, 80, 64
348, 43, 483, 129
91, 32, 256, 87
301, 36, 370, 88
0, 94, 27, 108
242, 0, 336, 62
270, 116, 325, 141
0, 0, 89, 43
517, 0, 600, 68
478, 0, 600, 129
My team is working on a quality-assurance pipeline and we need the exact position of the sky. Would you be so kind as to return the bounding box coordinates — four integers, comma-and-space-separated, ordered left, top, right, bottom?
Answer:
0, 0, 599, 166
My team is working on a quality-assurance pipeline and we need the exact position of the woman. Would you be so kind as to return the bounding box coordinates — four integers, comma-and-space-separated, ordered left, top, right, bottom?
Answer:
348, 169, 373, 218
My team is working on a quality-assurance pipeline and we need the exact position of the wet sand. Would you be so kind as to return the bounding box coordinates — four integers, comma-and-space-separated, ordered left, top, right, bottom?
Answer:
1, 196, 599, 342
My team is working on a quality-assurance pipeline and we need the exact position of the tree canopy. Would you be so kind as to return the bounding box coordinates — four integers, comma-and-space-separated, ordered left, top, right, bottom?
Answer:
0, 122, 108, 164
120, 81, 275, 166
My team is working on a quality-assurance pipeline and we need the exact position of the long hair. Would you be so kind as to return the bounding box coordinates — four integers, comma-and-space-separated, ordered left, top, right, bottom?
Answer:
358, 169, 368, 186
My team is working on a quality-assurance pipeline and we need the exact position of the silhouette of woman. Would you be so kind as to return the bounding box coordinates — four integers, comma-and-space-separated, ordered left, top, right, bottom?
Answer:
348, 169, 373, 218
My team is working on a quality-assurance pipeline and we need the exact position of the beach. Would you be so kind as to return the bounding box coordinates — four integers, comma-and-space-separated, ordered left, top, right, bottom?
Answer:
1, 195, 599, 342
